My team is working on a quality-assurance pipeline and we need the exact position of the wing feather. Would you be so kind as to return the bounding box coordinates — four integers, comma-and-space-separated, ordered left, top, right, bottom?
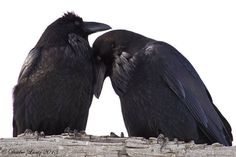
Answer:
145, 42, 232, 145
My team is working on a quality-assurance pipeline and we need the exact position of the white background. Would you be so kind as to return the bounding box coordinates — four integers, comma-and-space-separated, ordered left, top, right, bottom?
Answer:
0, 0, 235, 145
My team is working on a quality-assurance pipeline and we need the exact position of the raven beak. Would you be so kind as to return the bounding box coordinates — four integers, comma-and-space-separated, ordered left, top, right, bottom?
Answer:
94, 59, 107, 98
83, 22, 111, 34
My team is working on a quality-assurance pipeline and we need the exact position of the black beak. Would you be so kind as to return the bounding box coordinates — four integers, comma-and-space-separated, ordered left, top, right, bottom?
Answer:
94, 59, 107, 98
83, 22, 111, 34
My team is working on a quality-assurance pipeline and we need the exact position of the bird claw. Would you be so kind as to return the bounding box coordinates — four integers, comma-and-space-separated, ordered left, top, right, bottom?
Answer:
64, 127, 74, 136
120, 132, 125, 138
34, 131, 45, 140
39, 131, 45, 138
17, 129, 45, 140
74, 130, 86, 138
157, 134, 169, 152
63, 127, 86, 139
110, 132, 125, 138
64, 127, 72, 134
157, 134, 165, 143
24, 129, 33, 135
173, 138, 179, 145
110, 132, 119, 137
188, 140, 195, 144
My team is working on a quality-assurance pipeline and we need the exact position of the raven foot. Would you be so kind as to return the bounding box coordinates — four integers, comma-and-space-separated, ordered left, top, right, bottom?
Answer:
110, 132, 125, 138
157, 134, 169, 152
18, 129, 45, 140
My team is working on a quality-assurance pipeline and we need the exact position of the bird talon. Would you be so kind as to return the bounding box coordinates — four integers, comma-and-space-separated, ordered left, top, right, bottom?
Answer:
24, 129, 33, 135
40, 131, 45, 138
110, 132, 120, 138
157, 134, 165, 143
64, 127, 71, 134
120, 132, 124, 138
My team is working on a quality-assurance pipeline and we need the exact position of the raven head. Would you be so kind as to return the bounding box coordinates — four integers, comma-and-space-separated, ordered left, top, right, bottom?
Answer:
36, 12, 111, 47
59, 12, 111, 37
93, 30, 139, 98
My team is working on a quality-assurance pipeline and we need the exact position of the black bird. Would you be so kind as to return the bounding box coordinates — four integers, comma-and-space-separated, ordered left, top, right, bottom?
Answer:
13, 12, 111, 137
93, 30, 233, 146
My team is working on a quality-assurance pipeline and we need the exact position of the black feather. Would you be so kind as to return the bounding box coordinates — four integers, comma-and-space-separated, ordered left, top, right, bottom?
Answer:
13, 12, 111, 137
93, 29, 233, 146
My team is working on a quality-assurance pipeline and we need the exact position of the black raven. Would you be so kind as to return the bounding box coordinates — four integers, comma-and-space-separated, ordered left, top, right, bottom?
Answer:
93, 30, 233, 146
13, 12, 111, 137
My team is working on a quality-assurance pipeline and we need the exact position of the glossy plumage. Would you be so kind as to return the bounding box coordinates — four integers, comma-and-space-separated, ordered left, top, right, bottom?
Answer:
13, 12, 111, 136
93, 30, 233, 146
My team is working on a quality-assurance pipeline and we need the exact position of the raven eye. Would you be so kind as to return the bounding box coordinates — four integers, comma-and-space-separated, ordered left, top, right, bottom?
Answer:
74, 21, 80, 26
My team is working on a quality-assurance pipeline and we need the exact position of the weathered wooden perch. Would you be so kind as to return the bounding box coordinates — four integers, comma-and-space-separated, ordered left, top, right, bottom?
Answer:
0, 133, 235, 157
